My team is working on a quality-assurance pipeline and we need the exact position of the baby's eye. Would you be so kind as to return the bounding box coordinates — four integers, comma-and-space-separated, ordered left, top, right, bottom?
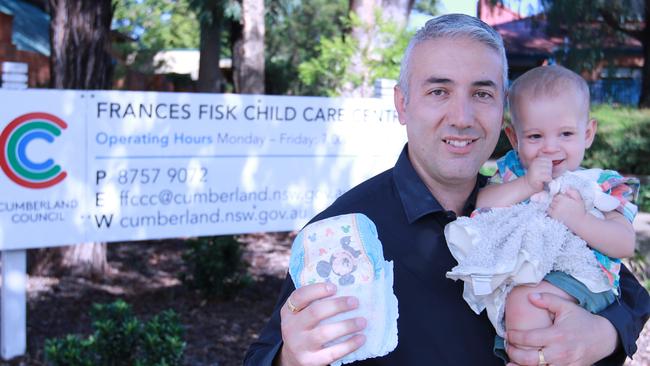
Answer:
527, 134, 542, 140
561, 131, 574, 137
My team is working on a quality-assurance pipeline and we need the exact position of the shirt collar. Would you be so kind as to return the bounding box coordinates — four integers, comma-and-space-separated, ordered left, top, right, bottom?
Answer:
393, 144, 486, 223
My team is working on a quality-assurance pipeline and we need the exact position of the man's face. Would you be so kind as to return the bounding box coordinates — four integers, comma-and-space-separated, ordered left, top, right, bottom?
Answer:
395, 37, 505, 188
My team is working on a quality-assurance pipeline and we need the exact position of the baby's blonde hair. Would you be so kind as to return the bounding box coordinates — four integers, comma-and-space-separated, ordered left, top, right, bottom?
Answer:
508, 65, 590, 128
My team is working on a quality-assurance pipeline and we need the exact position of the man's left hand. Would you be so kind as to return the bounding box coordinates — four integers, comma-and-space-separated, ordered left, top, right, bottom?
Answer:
505, 292, 618, 366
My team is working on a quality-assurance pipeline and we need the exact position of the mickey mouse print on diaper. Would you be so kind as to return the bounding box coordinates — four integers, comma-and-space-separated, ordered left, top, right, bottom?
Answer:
289, 213, 399, 366
316, 235, 361, 286
291, 214, 376, 289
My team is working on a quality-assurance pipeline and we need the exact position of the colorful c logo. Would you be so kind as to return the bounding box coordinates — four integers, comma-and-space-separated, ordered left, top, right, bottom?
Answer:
0, 112, 67, 189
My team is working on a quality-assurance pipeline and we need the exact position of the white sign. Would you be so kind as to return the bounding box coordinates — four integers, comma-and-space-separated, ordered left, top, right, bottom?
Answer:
1, 62, 28, 74
0, 82, 27, 90
0, 90, 407, 250
1, 73, 28, 84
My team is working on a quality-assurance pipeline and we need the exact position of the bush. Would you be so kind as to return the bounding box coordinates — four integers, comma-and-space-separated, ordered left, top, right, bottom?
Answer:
44, 300, 185, 366
44, 335, 95, 366
584, 105, 650, 175
180, 235, 252, 298
137, 310, 185, 366
91, 300, 141, 364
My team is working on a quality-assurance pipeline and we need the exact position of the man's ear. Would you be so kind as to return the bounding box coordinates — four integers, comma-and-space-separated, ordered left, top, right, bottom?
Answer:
394, 85, 407, 126
505, 125, 518, 150
585, 118, 597, 148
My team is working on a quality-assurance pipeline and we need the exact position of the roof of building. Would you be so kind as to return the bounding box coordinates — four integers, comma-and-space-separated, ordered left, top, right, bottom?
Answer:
494, 16, 562, 57
0, 0, 50, 56
494, 15, 642, 58
478, 0, 522, 26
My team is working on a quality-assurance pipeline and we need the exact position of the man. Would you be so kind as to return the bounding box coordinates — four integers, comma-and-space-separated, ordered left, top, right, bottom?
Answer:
245, 14, 649, 365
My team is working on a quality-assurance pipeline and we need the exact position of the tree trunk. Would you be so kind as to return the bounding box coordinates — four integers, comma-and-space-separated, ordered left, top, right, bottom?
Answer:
231, 7, 243, 93
29, 243, 109, 277
234, 0, 264, 94
344, 0, 380, 97
49, 0, 114, 89
381, 0, 414, 28
33, 0, 114, 277
345, 0, 412, 97
639, 2, 650, 108
197, 2, 226, 93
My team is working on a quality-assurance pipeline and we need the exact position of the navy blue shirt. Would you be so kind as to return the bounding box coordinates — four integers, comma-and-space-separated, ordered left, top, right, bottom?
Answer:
245, 145, 650, 365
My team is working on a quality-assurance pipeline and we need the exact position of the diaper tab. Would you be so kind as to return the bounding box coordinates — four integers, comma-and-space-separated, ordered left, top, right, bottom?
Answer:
471, 274, 494, 295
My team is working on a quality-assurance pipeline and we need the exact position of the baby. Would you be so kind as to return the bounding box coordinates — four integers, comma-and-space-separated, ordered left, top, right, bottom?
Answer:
445, 65, 639, 359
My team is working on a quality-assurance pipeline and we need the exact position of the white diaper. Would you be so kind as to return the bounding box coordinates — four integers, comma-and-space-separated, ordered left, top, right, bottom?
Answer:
289, 213, 399, 365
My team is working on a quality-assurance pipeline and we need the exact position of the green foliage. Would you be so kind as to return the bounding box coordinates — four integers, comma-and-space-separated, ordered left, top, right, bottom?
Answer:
180, 236, 251, 298
136, 311, 185, 366
298, 9, 413, 97
190, 0, 241, 25
583, 105, 650, 175
44, 335, 95, 366
265, 0, 348, 95
413, 0, 439, 15
542, 0, 643, 66
112, 0, 200, 74
540, 0, 646, 106
297, 36, 357, 97
44, 300, 185, 366
113, 0, 200, 50
368, 12, 413, 82
91, 300, 141, 363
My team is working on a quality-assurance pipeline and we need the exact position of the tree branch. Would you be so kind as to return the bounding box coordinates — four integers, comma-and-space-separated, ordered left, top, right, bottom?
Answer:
598, 8, 643, 41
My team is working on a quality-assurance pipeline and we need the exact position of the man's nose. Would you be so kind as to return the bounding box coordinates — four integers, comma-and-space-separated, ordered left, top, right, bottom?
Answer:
449, 95, 475, 129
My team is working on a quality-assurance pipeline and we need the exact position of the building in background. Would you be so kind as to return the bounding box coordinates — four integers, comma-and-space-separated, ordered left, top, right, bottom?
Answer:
477, 0, 643, 105
0, 0, 50, 88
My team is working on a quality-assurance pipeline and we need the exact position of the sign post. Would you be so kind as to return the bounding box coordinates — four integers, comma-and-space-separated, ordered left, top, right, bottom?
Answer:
1, 250, 26, 359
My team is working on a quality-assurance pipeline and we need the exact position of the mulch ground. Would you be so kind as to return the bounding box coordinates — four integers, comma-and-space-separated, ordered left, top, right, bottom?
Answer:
3, 233, 294, 366
1, 229, 649, 366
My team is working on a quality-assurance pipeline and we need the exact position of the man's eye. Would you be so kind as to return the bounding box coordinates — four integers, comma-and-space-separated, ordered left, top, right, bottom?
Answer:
475, 91, 493, 99
430, 89, 446, 96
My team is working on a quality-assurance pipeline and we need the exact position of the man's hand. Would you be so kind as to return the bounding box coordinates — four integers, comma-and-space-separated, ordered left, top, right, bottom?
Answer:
277, 282, 367, 366
524, 157, 553, 193
547, 188, 587, 232
506, 293, 618, 366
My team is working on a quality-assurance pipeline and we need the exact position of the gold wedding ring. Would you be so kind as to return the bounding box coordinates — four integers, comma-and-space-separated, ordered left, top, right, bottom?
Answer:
286, 296, 300, 313
538, 348, 548, 365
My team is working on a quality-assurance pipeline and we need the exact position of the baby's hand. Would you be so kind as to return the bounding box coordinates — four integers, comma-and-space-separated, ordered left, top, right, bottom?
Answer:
524, 157, 552, 192
548, 188, 587, 230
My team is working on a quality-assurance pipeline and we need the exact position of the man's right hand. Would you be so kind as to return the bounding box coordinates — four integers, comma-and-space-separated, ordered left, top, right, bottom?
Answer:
276, 282, 367, 366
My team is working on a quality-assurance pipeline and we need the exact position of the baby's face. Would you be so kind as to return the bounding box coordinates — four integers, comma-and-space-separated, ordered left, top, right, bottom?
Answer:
510, 94, 596, 178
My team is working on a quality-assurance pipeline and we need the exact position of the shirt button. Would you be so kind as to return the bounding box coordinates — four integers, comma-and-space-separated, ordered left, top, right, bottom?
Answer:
446, 211, 456, 220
